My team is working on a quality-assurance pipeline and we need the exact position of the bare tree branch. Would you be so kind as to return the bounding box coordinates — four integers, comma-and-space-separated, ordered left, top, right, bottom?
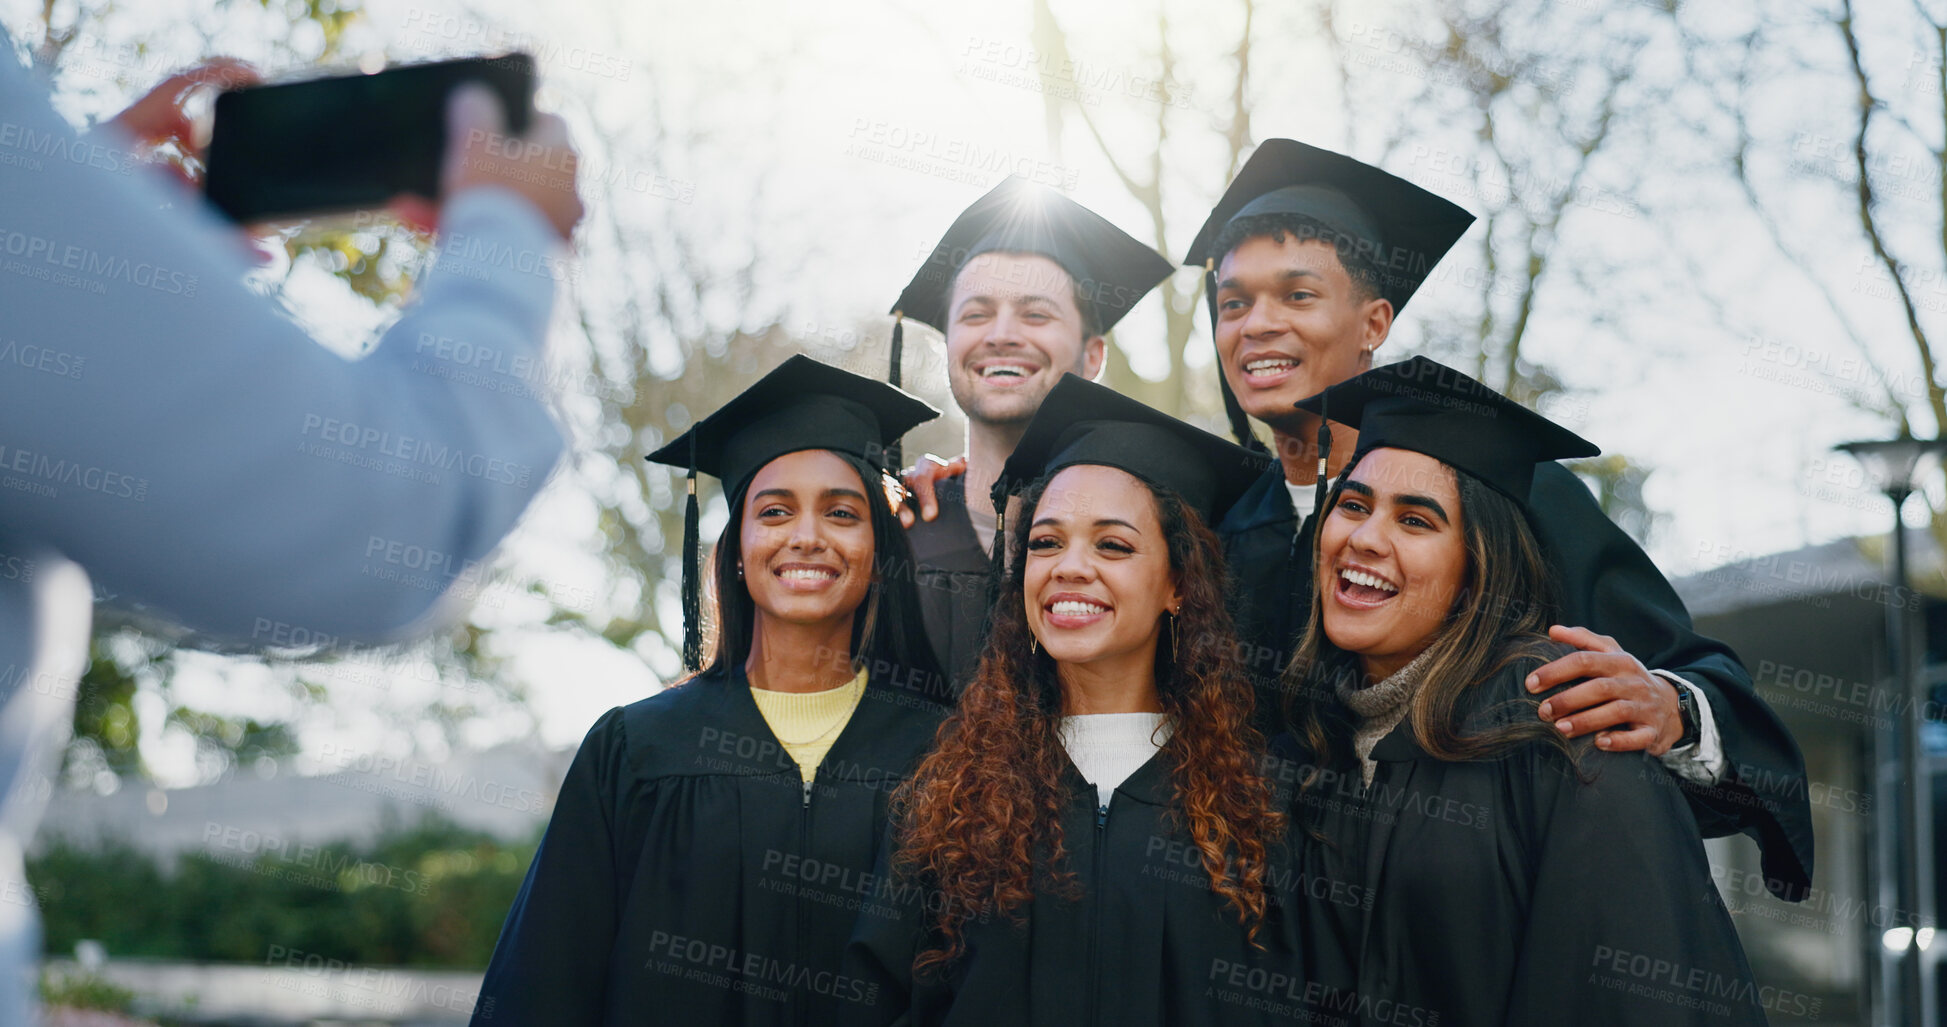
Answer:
1840, 0, 1946, 430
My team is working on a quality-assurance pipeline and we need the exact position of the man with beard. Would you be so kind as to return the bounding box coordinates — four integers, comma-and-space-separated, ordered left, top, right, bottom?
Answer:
891, 177, 1173, 687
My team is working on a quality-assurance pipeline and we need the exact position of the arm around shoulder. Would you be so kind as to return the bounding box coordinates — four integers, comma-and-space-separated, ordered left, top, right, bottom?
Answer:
1528, 463, 1811, 896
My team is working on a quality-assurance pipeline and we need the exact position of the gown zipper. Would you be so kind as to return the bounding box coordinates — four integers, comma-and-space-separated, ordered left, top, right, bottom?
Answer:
791, 767, 814, 1025
1089, 797, 1109, 1027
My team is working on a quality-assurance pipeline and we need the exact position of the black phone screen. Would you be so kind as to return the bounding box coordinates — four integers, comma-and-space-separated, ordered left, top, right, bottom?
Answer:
204, 54, 535, 223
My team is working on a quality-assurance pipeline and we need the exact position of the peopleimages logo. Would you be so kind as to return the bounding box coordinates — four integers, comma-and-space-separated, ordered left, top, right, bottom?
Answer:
0, 120, 139, 174
314, 743, 549, 816
202, 823, 429, 896
298, 414, 533, 487
0, 228, 196, 296
0, 339, 86, 379
265, 946, 479, 1014
0, 444, 147, 501
644, 931, 879, 1007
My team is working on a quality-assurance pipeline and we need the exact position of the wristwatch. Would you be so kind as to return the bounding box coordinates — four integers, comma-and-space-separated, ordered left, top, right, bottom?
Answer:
1673, 685, 1701, 750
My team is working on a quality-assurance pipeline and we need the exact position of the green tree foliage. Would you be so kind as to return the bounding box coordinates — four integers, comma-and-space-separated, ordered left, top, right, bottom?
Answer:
39, 972, 136, 1014
29, 815, 535, 969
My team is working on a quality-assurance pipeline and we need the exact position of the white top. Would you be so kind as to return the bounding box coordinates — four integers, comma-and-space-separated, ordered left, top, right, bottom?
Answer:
1059, 712, 1172, 808
1284, 479, 1317, 523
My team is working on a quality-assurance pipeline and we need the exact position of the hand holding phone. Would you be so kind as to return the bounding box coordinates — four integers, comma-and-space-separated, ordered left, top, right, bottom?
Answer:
204, 55, 540, 223
108, 57, 260, 184
435, 84, 582, 241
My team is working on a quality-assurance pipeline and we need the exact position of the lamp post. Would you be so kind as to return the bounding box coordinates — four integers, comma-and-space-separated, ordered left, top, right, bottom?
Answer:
1839, 436, 1947, 1027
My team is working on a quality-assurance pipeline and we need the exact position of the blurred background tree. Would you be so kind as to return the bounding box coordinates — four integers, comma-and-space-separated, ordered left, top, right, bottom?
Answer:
5, 11, 1924, 1016
1662, 0, 1947, 583
18, 0, 820, 792
14, 0, 1821, 806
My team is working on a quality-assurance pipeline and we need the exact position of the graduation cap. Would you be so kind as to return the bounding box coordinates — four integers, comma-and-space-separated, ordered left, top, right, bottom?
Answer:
646, 355, 940, 669
890, 174, 1174, 346
1181, 139, 1476, 449
884, 178, 1172, 472
1294, 356, 1598, 518
994, 373, 1271, 533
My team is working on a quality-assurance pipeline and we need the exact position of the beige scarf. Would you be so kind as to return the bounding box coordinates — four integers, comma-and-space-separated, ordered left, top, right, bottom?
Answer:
1336, 648, 1437, 788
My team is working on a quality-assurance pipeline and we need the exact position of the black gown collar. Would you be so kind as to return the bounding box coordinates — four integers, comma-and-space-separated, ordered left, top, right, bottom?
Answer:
657, 663, 930, 780
1055, 731, 1176, 809
1367, 721, 1428, 764
1218, 463, 1300, 535
904, 478, 990, 572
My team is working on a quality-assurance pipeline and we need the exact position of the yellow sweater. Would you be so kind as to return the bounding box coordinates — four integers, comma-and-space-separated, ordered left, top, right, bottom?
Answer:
749, 668, 868, 783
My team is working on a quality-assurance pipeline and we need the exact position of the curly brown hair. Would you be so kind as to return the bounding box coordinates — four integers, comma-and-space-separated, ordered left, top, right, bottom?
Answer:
893, 471, 1283, 972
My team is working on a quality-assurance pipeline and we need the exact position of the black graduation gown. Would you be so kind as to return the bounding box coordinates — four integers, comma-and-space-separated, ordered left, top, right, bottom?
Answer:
903, 479, 994, 692
841, 752, 1301, 1027
1287, 658, 1768, 1027
1219, 460, 1813, 901
471, 667, 948, 1026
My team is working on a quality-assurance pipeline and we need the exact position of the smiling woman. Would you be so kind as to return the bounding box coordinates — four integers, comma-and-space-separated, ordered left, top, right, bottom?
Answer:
1279, 358, 1766, 1026
843, 375, 1292, 1027
891, 176, 1177, 688
722, 449, 881, 690
1316, 449, 1470, 681
470, 357, 951, 1026
1023, 463, 1182, 690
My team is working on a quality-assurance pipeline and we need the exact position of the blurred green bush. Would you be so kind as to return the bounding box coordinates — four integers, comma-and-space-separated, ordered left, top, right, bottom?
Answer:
27, 816, 539, 969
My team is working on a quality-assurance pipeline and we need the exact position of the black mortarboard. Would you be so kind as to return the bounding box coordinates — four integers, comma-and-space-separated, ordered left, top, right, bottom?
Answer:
1294, 356, 1598, 514
994, 374, 1271, 530
1181, 139, 1476, 448
646, 355, 939, 668
891, 176, 1175, 338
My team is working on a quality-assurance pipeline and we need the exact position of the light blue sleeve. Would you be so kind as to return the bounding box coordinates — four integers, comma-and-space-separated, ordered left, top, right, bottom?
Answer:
0, 41, 569, 646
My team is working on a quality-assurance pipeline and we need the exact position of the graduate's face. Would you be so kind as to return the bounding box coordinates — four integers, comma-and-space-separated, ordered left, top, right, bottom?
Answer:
1317, 449, 1467, 680
738, 450, 876, 634
1023, 465, 1180, 683
1214, 235, 1393, 433
946, 252, 1107, 427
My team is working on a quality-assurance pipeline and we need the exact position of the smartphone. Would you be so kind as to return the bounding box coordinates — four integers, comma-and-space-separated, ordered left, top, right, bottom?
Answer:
204, 54, 535, 223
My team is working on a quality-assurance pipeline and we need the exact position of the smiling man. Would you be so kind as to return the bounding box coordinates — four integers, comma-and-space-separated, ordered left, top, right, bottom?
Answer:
891, 177, 1174, 685
1182, 139, 1812, 900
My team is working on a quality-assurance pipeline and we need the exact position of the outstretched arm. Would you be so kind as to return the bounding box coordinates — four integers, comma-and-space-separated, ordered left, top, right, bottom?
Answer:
1528, 626, 1717, 770
1521, 463, 1811, 899
0, 52, 581, 645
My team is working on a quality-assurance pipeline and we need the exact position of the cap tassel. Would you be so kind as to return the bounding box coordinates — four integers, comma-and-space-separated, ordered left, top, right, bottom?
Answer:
886, 312, 905, 472
1297, 393, 1334, 631
681, 433, 702, 671
1310, 392, 1333, 521
985, 477, 1010, 636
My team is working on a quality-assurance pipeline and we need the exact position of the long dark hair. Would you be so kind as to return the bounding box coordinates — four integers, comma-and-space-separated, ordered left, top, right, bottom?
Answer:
895, 470, 1282, 971
1282, 454, 1577, 785
696, 452, 948, 702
